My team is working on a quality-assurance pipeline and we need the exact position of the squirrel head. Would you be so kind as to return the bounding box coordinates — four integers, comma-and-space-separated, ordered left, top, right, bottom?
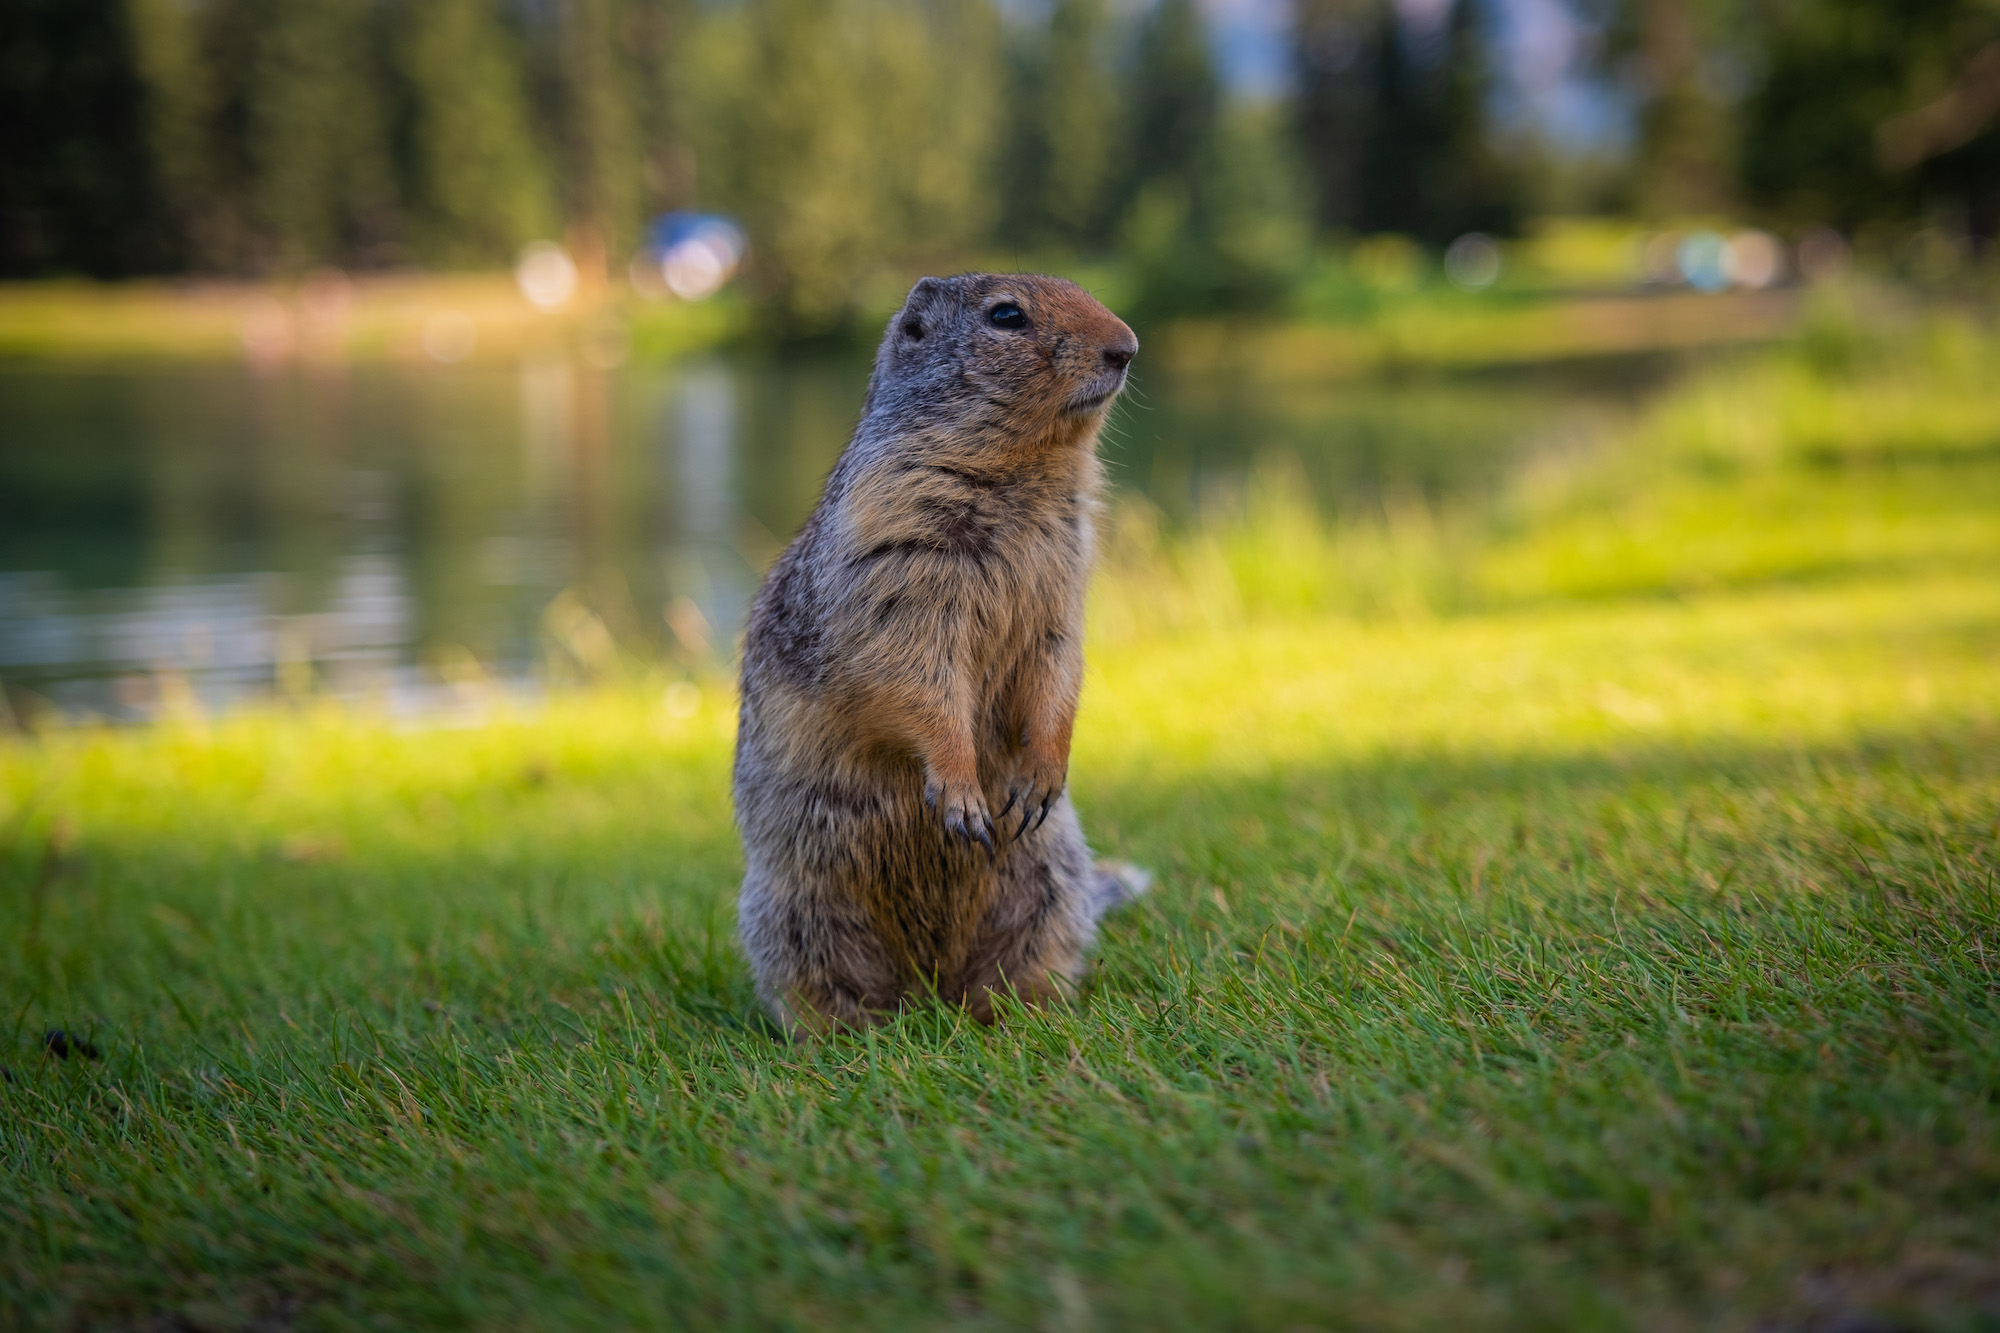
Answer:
861, 274, 1138, 447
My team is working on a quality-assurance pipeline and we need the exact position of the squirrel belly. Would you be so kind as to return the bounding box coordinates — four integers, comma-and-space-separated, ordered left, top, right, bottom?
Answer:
732, 273, 1143, 1036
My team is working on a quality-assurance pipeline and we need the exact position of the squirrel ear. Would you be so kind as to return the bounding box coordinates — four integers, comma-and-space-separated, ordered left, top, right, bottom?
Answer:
895, 277, 950, 345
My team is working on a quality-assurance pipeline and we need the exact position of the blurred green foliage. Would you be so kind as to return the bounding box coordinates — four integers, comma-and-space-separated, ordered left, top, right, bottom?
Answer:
397, 0, 559, 265
1112, 0, 1310, 322
1000, 0, 1118, 253
1742, 0, 2000, 228
686, 0, 1003, 334
3, 0, 2000, 332
1295, 0, 1520, 241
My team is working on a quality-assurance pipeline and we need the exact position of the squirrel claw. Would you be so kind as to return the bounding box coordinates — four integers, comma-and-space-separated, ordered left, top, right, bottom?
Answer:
998, 788, 1021, 819
1033, 792, 1056, 831
941, 795, 997, 860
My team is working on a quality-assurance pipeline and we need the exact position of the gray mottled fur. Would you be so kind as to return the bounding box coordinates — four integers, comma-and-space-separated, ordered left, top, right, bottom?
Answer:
732, 273, 1144, 1034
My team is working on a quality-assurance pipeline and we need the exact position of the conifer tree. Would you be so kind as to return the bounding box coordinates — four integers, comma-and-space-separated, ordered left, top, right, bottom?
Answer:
1119, 0, 1308, 320
1298, 0, 1518, 244
127, 0, 219, 268
889, 0, 1003, 256
1039, 0, 1116, 248
239, 0, 399, 268
1623, 0, 1734, 218
1740, 0, 2000, 229
688, 0, 1002, 334
626, 0, 697, 220
0, 0, 171, 275
398, 0, 556, 266
1294, 0, 1375, 232
1003, 0, 1117, 252
687, 0, 883, 328
1122, 0, 1221, 216
552, 0, 644, 276
1405, 0, 1518, 239
1353, 0, 1425, 234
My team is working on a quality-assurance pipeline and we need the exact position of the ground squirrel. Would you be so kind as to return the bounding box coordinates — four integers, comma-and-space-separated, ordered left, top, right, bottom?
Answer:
734, 273, 1149, 1035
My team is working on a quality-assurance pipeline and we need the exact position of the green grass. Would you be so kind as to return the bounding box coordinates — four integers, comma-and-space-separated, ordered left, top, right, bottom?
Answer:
5, 328, 2000, 1331
0, 277, 744, 366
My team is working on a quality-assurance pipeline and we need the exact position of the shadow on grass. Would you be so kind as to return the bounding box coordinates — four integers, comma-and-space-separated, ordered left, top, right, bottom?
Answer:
7, 717, 1993, 1056
2, 719, 1995, 1331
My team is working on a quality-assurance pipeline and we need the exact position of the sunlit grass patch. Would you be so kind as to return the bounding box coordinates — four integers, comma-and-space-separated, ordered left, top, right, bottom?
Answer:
1481, 320, 2000, 603
1095, 314, 2000, 635
1083, 573, 2000, 781
0, 277, 744, 366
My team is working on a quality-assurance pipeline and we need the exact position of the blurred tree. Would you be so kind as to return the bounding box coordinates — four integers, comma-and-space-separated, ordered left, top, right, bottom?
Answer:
1390, 0, 1520, 238
1001, 0, 1118, 252
1120, 0, 1309, 322
128, 0, 221, 268
1122, 0, 1221, 215
1742, 0, 2000, 233
877, 0, 1002, 258
236, 0, 400, 269
0, 0, 174, 275
549, 0, 644, 277
626, 0, 698, 221
686, 0, 886, 330
1121, 105, 1312, 322
1358, 0, 1451, 235
1294, 0, 1375, 232
688, 0, 1002, 335
396, 0, 556, 266
1296, 0, 1520, 243
1599, 0, 1737, 219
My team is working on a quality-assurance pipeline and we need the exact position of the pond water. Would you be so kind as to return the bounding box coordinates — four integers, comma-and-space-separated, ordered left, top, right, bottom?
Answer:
0, 353, 1669, 719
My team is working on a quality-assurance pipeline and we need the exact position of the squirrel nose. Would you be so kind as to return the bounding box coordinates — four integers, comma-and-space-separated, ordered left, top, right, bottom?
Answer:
1101, 337, 1136, 372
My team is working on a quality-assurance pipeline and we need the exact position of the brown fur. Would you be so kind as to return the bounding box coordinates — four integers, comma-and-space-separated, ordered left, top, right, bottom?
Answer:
733, 273, 1145, 1035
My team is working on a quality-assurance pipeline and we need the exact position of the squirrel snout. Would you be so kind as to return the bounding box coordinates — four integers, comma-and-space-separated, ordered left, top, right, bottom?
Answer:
1101, 343, 1135, 372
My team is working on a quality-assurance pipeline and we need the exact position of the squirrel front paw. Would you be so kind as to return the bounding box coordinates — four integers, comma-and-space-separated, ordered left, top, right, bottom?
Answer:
999, 747, 1067, 838
925, 773, 996, 859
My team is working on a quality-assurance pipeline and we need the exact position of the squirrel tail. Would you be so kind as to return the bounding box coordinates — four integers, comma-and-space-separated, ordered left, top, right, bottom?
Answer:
1089, 860, 1152, 921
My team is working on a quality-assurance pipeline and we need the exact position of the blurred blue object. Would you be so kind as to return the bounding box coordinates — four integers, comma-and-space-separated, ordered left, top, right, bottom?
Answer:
1676, 231, 1731, 292
642, 213, 749, 300
648, 212, 745, 255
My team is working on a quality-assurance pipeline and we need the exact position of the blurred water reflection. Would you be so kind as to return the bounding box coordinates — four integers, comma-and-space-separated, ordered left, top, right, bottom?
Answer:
0, 353, 1667, 719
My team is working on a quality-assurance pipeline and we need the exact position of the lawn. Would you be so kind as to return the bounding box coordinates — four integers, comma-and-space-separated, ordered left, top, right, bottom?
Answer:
4, 321, 1999, 1330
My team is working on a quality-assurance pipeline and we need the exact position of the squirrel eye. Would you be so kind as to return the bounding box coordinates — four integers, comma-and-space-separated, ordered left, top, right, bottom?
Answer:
988, 302, 1027, 330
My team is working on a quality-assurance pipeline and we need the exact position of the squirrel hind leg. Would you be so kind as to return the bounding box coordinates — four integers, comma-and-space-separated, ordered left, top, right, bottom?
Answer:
957, 855, 1149, 1024
955, 814, 1098, 1019
769, 985, 892, 1041
1089, 860, 1152, 921
738, 867, 902, 1038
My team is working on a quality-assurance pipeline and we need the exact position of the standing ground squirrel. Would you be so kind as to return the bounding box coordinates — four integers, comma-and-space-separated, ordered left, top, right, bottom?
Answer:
734, 273, 1150, 1035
